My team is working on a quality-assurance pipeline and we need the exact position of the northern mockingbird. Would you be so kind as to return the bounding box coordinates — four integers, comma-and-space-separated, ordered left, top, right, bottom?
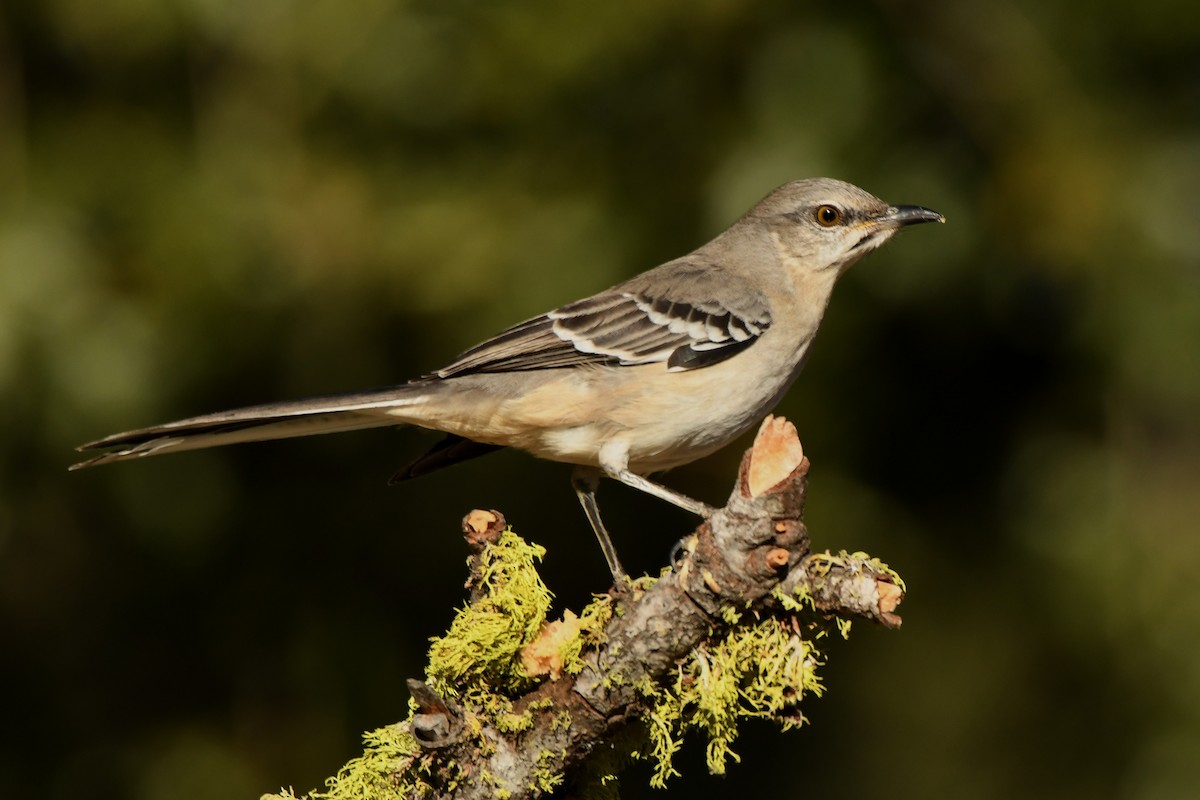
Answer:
73, 178, 943, 583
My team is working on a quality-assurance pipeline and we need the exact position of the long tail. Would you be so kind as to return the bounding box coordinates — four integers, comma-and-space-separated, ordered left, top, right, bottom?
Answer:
71, 383, 436, 470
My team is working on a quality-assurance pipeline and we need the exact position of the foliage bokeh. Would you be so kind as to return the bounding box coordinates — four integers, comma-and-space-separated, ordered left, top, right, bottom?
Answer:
2, 1, 1198, 798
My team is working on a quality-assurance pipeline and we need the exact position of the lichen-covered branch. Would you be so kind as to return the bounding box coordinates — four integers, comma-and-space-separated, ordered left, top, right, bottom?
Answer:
263, 416, 906, 800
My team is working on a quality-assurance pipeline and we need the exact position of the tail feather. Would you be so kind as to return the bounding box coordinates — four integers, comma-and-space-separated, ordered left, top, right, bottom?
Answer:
389, 434, 506, 483
71, 384, 432, 469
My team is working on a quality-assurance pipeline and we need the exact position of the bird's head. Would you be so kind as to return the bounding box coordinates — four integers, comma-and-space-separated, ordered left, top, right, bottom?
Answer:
751, 177, 944, 275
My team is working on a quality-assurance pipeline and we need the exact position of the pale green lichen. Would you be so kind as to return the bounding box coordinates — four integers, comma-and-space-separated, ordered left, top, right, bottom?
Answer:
494, 696, 555, 734
559, 591, 616, 676
789, 550, 901, 641
773, 581, 816, 613
426, 531, 555, 698
531, 749, 565, 793
267, 532, 890, 800
634, 615, 826, 787
265, 722, 441, 800
494, 703, 535, 734
550, 709, 573, 732
805, 549, 906, 593
719, 604, 743, 625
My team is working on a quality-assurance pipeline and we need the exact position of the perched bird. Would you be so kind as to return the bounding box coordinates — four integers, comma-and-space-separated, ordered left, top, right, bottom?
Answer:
73, 178, 943, 583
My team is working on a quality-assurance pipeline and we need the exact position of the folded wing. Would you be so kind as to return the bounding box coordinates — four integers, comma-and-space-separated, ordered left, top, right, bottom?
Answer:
432, 261, 773, 378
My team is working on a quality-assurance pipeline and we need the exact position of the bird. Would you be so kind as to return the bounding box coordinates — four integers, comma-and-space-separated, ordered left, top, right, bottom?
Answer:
72, 178, 943, 584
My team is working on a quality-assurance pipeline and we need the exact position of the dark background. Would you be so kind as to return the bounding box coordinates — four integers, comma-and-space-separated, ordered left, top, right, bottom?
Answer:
3, 1, 1199, 798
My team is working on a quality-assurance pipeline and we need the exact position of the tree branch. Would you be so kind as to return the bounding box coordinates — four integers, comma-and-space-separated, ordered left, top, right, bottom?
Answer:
264, 416, 905, 800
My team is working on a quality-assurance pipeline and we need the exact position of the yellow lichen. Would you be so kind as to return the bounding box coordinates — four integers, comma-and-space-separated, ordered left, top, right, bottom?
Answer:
634, 615, 828, 786
270, 530, 892, 800
531, 749, 565, 793
427, 531, 554, 698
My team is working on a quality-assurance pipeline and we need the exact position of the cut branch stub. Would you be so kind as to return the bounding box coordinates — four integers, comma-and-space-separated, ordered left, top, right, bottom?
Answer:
462, 509, 506, 549
407, 679, 464, 748
682, 415, 812, 616
461, 508, 507, 598
746, 415, 805, 497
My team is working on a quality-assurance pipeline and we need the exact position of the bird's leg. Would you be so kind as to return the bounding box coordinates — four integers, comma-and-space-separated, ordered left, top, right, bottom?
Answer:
571, 466, 629, 589
604, 468, 714, 518
595, 440, 715, 518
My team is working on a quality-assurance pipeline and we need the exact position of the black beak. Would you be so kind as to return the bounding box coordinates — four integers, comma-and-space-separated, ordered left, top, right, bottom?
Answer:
877, 205, 945, 228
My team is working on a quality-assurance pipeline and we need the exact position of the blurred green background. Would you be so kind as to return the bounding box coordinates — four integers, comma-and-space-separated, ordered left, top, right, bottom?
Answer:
3, 0, 1199, 798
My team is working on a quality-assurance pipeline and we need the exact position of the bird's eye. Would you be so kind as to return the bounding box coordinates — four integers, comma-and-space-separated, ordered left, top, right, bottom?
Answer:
815, 205, 842, 227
